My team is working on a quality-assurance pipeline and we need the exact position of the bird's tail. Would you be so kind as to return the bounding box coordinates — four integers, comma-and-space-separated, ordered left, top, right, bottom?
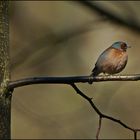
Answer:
89, 67, 100, 84
90, 67, 100, 77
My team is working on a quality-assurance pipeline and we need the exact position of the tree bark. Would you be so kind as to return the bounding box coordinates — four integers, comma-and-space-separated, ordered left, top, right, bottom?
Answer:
0, 1, 11, 139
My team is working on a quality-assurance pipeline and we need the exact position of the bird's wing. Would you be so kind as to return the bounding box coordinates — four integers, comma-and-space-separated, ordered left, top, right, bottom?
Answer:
91, 47, 111, 76
95, 47, 112, 68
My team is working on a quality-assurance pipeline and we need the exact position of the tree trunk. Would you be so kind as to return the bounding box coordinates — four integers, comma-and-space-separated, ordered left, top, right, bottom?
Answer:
0, 1, 11, 139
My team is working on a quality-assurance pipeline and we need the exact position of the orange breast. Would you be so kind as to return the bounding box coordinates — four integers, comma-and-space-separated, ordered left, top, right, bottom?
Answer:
97, 47, 128, 74
111, 48, 124, 58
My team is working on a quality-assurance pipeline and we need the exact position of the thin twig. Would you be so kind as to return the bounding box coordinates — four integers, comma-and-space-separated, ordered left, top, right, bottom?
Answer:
70, 83, 102, 115
134, 131, 137, 140
70, 83, 140, 140
8, 74, 140, 90
96, 116, 102, 140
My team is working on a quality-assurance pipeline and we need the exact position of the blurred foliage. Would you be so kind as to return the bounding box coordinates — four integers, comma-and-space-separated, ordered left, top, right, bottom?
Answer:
10, 1, 140, 139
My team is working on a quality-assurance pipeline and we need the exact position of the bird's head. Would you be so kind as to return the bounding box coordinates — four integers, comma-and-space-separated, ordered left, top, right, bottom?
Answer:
111, 41, 131, 51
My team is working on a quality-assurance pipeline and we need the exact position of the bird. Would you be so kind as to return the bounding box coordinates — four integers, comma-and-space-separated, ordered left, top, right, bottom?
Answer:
90, 41, 130, 77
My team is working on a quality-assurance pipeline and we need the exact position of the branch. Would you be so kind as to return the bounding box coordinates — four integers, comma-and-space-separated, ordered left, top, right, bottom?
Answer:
134, 131, 137, 140
70, 83, 140, 139
76, 1, 140, 33
8, 74, 140, 90
96, 116, 102, 140
8, 74, 140, 139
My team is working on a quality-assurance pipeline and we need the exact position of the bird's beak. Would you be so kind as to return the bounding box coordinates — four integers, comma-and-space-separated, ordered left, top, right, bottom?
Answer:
128, 45, 131, 48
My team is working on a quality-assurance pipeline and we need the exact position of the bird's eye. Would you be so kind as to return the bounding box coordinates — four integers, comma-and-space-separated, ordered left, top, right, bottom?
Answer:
121, 43, 127, 50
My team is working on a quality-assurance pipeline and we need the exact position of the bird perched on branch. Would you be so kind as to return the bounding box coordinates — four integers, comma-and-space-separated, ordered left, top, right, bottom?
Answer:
91, 41, 130, 77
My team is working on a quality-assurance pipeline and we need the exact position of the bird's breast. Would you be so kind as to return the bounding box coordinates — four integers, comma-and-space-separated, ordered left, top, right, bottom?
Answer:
97, 48, 128, 74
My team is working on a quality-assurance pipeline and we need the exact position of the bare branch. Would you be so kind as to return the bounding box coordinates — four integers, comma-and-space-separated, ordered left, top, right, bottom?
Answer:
134, 131, 137, 140
8, 74, 140, 90
96, 116, 102, 140
70, 83, 102, 115
70, 83, 140, 140
7, 74, 140, 139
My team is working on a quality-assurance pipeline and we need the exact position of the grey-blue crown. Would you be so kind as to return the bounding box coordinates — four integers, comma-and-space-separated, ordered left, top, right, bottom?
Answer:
112, 41, 128, 49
